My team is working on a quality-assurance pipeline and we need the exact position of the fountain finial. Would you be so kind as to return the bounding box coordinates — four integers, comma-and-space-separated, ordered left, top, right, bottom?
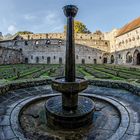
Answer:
63, 5, 78, 17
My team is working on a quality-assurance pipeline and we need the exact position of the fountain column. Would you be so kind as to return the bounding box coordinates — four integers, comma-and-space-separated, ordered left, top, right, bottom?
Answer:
45, 5, 95, 129
63, 5, 78, 110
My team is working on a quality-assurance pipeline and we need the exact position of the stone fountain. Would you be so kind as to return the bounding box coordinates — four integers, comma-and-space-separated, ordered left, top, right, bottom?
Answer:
45, 5, 95, 129
10, 5, 133, 140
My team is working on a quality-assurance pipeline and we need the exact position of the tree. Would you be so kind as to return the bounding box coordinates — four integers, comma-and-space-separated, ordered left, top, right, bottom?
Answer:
16, 31, 33, 35
64, 20, 90, 33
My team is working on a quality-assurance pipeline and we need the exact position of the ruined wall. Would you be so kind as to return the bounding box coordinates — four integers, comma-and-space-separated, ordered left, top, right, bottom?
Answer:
0, 46, 23, 64
20, 32, 110, 52
0, 32, 108, 65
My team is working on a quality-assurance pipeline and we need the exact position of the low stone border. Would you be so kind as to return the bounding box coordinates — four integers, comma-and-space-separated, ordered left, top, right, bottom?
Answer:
0, 78, 140, 96
89, 79, 140, 96
0, 78, 52, 95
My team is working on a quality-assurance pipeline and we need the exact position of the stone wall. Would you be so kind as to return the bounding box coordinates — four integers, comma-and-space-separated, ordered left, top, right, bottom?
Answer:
0, 46, 23, 64
0, 38, 104, 64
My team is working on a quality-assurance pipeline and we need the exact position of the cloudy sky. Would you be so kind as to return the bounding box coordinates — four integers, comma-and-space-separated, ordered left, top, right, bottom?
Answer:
0, 0, 140, 35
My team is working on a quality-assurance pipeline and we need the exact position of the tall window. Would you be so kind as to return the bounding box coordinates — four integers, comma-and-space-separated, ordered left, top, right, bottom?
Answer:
126, 52, 132, 63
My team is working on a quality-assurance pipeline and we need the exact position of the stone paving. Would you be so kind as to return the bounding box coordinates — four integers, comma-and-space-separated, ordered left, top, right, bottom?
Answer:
0, 84, 140, 140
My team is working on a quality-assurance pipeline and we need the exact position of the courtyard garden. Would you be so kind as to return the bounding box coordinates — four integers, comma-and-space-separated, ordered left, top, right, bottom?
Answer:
0, 64, 140, 85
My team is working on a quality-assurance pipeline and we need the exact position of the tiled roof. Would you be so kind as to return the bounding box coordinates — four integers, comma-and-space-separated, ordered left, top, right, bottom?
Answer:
117, 17, 140, 37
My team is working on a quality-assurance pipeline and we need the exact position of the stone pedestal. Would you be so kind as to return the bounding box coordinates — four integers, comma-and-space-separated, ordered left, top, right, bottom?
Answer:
46, 96, 95, 129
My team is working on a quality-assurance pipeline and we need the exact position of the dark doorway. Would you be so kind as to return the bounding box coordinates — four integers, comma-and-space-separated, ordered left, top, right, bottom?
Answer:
103, 58, 107, 64
94, 59, 97, 64
137, 53, 140, 65
25, 58, 28, 63
110, 55, 114, 64
47, 57, 51, 64
82, 59, 85, 64
59, 57, 62, 64
36, 57, 39, 63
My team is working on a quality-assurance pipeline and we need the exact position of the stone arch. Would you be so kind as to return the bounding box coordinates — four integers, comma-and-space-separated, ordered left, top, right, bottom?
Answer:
110, 55, 114, 64
102, 53, 109, 64
25, 58, 28, 63
47, 57, 51, 64
81, 59, 85, 64
126, 52, 132, 63
59, 57, 63, 64
25, 41, 28, 45
93, 59, 97, 64
36, 57, 39, 63
133, 50, 140, 65
103, 58, 107, 64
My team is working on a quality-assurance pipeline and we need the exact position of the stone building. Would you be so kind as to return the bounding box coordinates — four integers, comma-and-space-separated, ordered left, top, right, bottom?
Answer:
103, 17, 140, 65
0, 32, 107, 64
0, 16, 140, 65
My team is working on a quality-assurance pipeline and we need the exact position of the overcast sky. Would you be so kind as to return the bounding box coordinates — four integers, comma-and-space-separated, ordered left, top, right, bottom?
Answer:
0, 0, 140, 35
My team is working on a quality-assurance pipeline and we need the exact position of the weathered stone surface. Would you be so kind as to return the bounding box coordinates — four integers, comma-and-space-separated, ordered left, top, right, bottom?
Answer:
0, 82, 139, 139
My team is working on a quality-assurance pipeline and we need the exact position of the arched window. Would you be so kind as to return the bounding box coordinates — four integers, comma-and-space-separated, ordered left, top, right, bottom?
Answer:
126, 52, 132, 63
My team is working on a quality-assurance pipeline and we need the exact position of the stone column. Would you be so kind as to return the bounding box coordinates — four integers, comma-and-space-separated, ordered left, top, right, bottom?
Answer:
63, 5, 78, 82
62, 5, 78, 110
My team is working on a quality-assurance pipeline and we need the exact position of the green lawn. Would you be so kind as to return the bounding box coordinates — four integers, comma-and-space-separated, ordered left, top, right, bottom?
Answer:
0, 64, 140, 84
